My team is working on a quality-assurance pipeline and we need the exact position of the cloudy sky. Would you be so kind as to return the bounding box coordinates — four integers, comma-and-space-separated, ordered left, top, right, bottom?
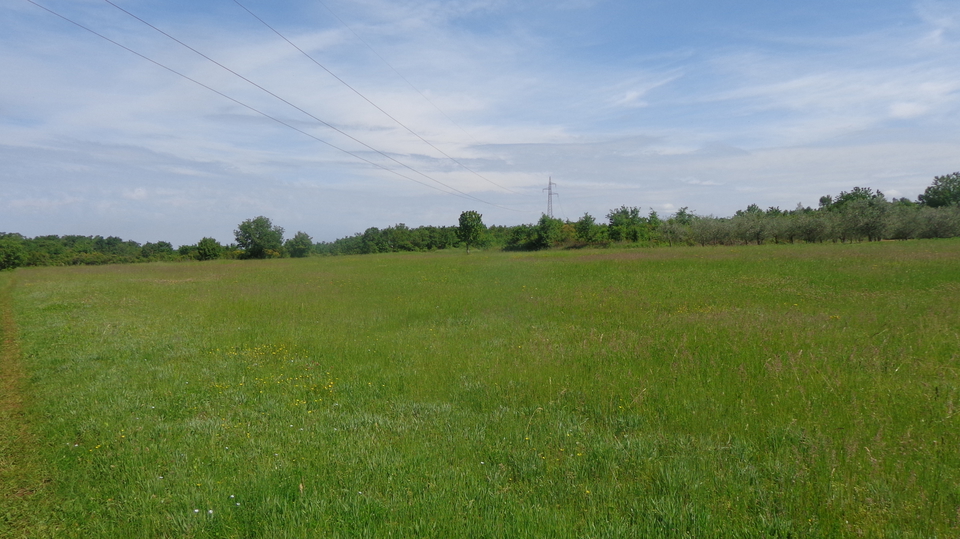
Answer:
2, 0, 959, 245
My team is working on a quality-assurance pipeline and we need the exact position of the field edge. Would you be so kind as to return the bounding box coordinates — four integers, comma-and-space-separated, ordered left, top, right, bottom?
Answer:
0, 272, 54, 538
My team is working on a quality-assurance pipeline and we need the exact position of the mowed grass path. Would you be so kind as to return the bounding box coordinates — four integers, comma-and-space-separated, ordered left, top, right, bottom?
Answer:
2, 241, 959, 537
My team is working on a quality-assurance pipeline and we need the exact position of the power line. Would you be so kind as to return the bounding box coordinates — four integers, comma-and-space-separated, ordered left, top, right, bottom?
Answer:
233, 0, 518, 194
311, 1, 497, 163
101, 0, 515, 210
25, 0, 480, 202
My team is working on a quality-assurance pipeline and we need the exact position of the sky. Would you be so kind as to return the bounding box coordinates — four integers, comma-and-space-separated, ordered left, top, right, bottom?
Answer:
2, 0, 959, 246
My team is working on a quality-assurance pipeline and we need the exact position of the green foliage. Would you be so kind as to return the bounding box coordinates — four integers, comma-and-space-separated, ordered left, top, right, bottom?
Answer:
689, 216, 731, 246
0, 235, 26, 271
918, 171, 960, 208
606, 205, 644, 242
317, 225, 460, 255
820, 186, 885, 211
732, 204, 768, 245
457, 210, 485, 253
817, 188, 889, 242
234, 216, 284, 259
574, 213, 601, 243
673, 207, 694, 226
531, 214, 564, 249
284, 231, 313, 258
658, 220, 687, 246
196, 237, 223, 261
140, 241, 174, 260
503, 224, 536, 251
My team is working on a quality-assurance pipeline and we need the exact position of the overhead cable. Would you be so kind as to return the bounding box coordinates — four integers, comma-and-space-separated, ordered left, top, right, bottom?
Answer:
313, 0, 488, 149
101, 0, 513, 209
25, 0, 484, 202
233, 0, 518, 194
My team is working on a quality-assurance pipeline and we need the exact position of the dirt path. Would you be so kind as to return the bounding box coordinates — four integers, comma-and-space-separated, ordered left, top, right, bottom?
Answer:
0, 273, 50, 536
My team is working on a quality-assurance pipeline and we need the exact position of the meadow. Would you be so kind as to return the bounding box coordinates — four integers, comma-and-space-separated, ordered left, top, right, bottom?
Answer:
1, 240, 959, 538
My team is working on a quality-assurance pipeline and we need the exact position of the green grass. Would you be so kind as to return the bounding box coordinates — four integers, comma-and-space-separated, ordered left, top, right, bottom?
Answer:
3, 241, 960, 537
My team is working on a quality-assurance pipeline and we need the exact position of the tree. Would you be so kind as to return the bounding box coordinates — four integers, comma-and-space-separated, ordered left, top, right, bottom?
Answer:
361, 227, 387, 254
606, 205, 644, 242
196, 237, 223, 261
918, 172, 960, 208
457, 211, 485, 253
732, 204, 768, 245
659, 221, 687, 246
0, 235, 26, 270
821, 187, 885, 211
235, 216, 284, 259
574, 213, 600, 243
531, 214, 564, 249
672, 207, 694, 226
285, 231, 314, 258
141, 241, 174, 259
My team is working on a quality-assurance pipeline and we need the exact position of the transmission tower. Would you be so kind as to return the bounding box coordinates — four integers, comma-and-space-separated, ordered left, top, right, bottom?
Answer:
543, 177, 558, 218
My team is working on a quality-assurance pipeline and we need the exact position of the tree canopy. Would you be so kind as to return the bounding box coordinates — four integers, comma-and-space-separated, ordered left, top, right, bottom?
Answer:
458, 211, 485, 253
235, 216, 284, 259
918, 172, 960, 208
285, 231, 314, 258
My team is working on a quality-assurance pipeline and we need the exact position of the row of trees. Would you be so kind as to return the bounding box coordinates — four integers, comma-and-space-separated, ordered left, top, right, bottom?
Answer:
2, 173, 958, 269
312, 193, 960, 256
0, 216, 314, 270
313, 224, 462, 255
490, 186, 960, 250
0, 233, 184, 269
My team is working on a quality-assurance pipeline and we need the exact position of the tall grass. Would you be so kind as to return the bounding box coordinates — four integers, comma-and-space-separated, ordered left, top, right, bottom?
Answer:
4, 241, 959, 537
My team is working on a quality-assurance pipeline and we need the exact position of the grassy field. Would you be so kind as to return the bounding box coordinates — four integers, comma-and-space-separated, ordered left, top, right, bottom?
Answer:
1, 240, 959, 537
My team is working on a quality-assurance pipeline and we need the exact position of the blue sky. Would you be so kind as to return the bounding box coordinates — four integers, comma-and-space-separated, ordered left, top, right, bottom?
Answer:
2, 0, 959, 245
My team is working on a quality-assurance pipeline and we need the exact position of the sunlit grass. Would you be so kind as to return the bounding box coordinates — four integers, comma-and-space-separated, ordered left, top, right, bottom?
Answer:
4, 240, 960, 537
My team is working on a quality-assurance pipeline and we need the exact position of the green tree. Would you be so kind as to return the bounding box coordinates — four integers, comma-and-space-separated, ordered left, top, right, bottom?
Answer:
918, 172, 960, 208
196, 237, 223, 261
673, 207, 694, 226
732, 204, 768, 245
0, 235, 26, 270
235, 216, 284, 259
285, 231, 314, 258
361, 227, 387, 254
574, 213, 599, 243
659, 221, 687, 246
457, 211, 485, 253
606, 206, 644, 242
532, 214, 564, 249
141, 241, 174, 259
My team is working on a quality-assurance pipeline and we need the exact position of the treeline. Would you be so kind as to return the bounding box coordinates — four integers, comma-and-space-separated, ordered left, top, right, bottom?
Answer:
319, 179, 960, 253
1, 173, 958, 270
544, 193, 960, 249
315, 224, 461, 255
0, 233, 241, 270
0, 216, 321, 270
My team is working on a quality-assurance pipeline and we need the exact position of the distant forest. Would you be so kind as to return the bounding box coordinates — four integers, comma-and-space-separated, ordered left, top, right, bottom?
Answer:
2, 172, 959, 270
